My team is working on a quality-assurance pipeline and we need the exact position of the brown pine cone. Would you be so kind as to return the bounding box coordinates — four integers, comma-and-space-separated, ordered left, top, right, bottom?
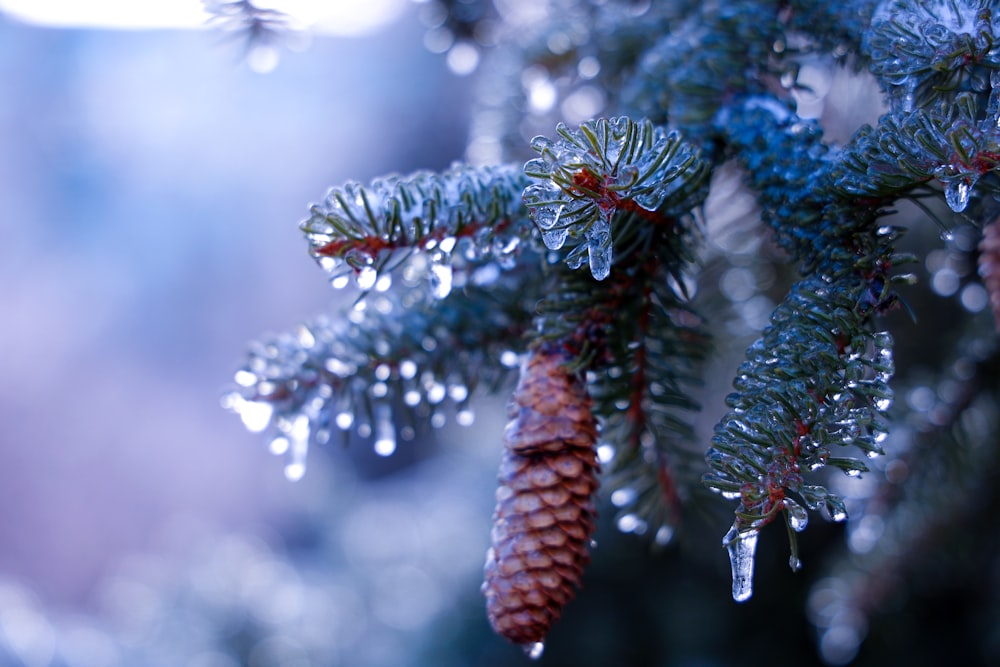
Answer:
979, 220, 1000, 332
482, 347, 600, 648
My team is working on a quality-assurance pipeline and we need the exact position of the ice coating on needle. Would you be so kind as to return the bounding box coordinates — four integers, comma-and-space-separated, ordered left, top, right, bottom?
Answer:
523, 116, 705, 280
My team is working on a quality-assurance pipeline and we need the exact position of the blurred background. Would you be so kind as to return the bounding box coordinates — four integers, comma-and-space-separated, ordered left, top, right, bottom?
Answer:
2, 2, 1000, 667
0, 2, 498, 665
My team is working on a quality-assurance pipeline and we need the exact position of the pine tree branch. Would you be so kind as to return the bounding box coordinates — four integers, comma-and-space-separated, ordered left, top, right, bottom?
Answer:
302, 163, 532, 295
224, 268, 538, 477
523, 116, 707, 280
864, 0, 1000, 112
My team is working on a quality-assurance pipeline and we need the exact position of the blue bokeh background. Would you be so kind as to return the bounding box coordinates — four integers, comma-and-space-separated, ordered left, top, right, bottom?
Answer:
0, 3, 476, 623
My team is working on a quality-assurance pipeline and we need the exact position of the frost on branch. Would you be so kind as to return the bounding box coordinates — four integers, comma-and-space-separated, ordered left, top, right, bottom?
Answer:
833, 90, 1000, 213
704, 276, 895, 598
223, 273, 535, 478
523, 116, 705, 280
302, 163, 531, 296
864, 0, 1000, 112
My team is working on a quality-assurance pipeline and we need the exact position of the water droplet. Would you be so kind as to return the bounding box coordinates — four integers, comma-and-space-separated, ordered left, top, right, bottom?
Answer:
335, 411, 354, 430
374, 437, 396, 456
430, 263, 453, 299
785, 499, 809, 532
269, 436, 289, 456
943, 177, 974, 213
426, 382, 447, 404
541, 224, 569, 250
526, 642, 545, 660
597, 443, 615, 463
399, 359, 418, 379
331, 274, 351, 289
373, 404, 396, 456
826, 496, 848, 522
234, 370, 257, 387
284, 461, 306, 481
357, 265, 378, 290
655, 525, 674, 546
456, 408, 475, 426
237, 399, 274, 433
617, 513, 647, 534
724, 523, 758, 602
789, 555, 803, 572
610, 487, 637, 507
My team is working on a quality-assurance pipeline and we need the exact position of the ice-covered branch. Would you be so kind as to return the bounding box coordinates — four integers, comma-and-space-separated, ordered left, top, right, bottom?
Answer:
302, 163, 532, 296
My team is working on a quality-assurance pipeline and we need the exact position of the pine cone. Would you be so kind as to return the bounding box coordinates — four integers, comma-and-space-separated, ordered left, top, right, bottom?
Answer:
482, 347, 600, 648
979, 220, 1000, 332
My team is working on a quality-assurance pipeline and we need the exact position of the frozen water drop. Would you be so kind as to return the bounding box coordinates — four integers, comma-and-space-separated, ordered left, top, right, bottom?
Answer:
597, 443, 615, 463
238, 399, 274, 433
500, 350, 520, 368
785, 499, 809, 532
724, 523, 758, 602
357, 265, 378, 290
541, 224, 569, 250
526, 642, 545, 660
374, 437, 396, 456
399, 359, 418, 379
943, 177, 973, 213
789, 555, 803, 572
335, 411, 354, 430
269, 436, 289, 456
587, 219, 613, 280
331, 274, 350, 289
655, 525, 674, 546
439, 236, 457, 254
456, 409, 475, 426
373, 404, 396, 456
426, 382, 447, 404
234, 370, 257, 387
431, 264, 453, 299
284, 461, 306, 481
611, 487, 637, 507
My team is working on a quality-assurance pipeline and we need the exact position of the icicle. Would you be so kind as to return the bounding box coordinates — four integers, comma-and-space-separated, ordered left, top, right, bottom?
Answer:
724, 523, 759, 602
586, 214, 613, 280
540, 224, 568, 250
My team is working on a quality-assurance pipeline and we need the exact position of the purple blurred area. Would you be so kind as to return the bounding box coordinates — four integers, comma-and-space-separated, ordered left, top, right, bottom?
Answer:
0, 7, 472, 610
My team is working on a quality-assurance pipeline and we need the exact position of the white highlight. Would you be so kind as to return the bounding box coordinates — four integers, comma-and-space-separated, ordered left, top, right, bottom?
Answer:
0, 0, 406, 35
